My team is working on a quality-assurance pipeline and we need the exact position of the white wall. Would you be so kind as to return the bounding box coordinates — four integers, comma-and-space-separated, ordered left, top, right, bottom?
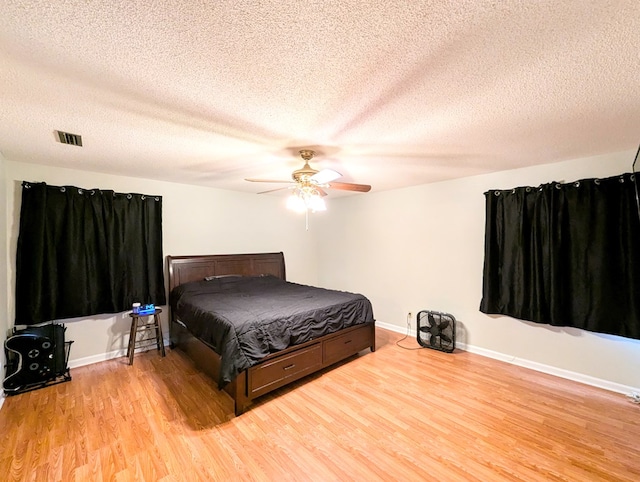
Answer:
5, 152, 640, 391
0, 154, 8, 403
5, 160, 319, 365
316, 150, 640, 390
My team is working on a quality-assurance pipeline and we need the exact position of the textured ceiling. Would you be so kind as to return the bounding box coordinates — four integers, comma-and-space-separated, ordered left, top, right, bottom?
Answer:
1, 1, 639, 196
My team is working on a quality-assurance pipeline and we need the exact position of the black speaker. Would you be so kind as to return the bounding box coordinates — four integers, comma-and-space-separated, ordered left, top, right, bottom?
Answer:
3, 324, 72, 394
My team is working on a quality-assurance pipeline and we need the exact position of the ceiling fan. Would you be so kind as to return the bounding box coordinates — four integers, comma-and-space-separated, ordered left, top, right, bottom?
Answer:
245, 149, 372, 197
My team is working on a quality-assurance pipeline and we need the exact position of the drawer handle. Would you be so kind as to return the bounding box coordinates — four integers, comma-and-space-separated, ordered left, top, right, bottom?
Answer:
283, 364, 295, 371
344, 339, 352, 344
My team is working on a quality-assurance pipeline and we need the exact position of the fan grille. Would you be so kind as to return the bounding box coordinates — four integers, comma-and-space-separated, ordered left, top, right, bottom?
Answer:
416, 310, 456, 353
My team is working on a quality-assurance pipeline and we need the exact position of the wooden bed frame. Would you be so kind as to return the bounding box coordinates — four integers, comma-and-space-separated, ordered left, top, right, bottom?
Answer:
167, 252, 376, 415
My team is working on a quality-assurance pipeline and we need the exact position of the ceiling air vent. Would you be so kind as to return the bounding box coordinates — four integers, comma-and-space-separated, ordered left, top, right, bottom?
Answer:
56, 130, 83, 147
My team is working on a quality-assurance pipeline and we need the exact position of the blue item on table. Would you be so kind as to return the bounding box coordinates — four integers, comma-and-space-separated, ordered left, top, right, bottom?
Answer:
138, 304, 155, 315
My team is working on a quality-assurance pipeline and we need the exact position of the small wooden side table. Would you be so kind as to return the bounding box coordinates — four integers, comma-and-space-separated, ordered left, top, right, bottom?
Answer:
127, 308, 166, 365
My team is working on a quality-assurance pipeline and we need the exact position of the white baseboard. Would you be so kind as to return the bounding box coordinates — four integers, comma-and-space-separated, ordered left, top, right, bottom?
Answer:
68, 337, 170, 369
375, 321, 639, 396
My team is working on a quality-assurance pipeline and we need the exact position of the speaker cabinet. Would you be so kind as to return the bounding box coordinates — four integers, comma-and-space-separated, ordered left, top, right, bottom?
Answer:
3, 324, 73, 394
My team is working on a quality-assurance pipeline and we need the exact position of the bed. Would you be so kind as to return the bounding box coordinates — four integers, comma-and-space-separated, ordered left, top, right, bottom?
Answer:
167, 252, 376, 415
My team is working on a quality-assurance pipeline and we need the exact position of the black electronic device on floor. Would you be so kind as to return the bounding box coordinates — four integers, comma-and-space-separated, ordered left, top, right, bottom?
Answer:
3, 323, 73, 395
416, 310, 456, 353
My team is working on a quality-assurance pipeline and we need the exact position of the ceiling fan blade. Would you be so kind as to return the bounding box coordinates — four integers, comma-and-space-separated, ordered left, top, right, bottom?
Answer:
258, 186, 291, 194
327, 181, 371, 193
311, 168, 342, 184
245, 178, 293, 183
316, 187, 328, 197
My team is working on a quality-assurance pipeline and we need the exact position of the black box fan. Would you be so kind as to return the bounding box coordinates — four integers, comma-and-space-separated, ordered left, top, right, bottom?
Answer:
416, 310, 456, 353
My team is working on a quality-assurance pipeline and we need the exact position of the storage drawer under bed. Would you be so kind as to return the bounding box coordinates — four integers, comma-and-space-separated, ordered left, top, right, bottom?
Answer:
247, 342, 322, 398
323, 324, 373, 366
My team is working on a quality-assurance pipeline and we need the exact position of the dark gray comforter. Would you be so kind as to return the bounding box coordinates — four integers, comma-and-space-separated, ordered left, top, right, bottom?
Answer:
170, 275, 375, 387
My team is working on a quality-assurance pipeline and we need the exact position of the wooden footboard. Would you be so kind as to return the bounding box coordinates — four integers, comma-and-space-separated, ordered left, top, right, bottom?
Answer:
172, 319, 375, 415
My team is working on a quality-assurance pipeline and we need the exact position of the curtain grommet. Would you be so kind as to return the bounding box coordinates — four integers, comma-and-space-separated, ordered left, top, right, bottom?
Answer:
594, 179, 600, 185
574, 182, 580, 187
141, 195, 146, 200
78, 189, 83, 195
526, 187, 531, 192
619, 177, 625, 183
555, 183, 561, 190
127, 194, 132, 200
60, 187, 66, 192
494, 191, 501, 196
155, 197, 159, 201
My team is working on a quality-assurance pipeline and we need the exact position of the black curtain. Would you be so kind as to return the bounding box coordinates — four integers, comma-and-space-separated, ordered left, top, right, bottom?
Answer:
16, 182, 166, 325
480, 173, 640, 340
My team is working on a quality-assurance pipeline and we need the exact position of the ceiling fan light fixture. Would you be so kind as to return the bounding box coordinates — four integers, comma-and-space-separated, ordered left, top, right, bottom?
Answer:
286, 191, 307, 213
308, 193, 327, 212
286, 186, 326, 213
247, 148, 370, 220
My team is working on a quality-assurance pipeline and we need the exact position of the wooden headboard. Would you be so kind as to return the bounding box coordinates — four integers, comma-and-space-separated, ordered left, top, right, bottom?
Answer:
166, 252, 286, 293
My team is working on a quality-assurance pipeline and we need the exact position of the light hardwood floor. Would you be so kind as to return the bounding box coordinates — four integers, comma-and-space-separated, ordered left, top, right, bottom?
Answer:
0, 328, 638, 481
